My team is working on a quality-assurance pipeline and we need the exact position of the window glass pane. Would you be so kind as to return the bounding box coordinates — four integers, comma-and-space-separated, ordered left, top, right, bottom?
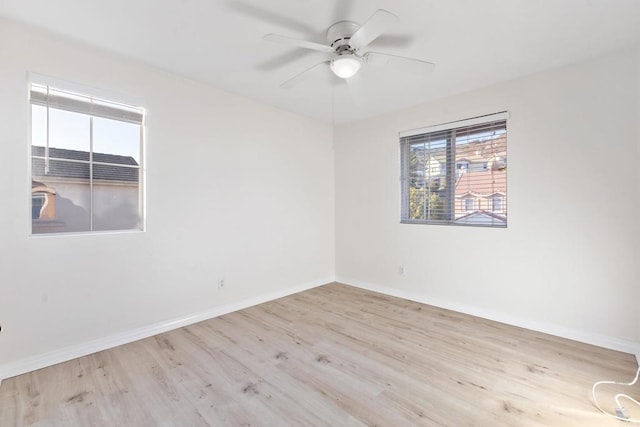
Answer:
48, 108, 91, 155
407, 137, 449, 221
93, 117, 141, 163
92, 117, 141, 231
92, 164, 140, 231
32, 103, 91, 234
31, 160, 91, 234
32, 105, 90, 162
408, 143, 426, 220
428, 137, 448, 221
32, 105, 47, 147
453, 123, 507, 225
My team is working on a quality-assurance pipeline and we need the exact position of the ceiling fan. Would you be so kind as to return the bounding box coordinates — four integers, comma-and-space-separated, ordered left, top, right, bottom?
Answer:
262, 9, 435, 88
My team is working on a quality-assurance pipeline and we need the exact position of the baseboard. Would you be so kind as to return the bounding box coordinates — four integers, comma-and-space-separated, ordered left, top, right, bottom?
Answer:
0, 277, 333, 381
2, 276, 635, 383
338, 277, 640, 367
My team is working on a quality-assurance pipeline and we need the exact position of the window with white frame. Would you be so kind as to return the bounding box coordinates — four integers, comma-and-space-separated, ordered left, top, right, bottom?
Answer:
400, 112, 507, 227
30, 81, 145, 234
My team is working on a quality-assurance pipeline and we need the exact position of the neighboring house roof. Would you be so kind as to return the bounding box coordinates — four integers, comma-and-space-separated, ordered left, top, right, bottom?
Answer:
455, 169, 506, 197
32, 181, 56, 194
457, 190, 506, 199
455, 210, 507, 225
455, 135, 507, 164
32, 146, 139, 182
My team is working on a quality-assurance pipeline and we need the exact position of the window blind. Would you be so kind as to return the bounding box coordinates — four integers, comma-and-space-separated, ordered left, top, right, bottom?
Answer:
30, 84, 144, 125
400, 113, 508, 227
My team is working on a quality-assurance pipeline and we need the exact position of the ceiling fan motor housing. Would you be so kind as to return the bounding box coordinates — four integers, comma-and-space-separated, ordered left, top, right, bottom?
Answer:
327, 21, 360, 49
264, 9, 434, 88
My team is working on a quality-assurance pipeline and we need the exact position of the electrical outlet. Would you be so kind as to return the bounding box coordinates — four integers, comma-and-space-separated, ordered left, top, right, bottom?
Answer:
218, 279, 225, 289
399, 265, 406, 276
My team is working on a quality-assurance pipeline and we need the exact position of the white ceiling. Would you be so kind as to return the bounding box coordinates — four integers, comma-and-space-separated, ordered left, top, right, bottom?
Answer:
1, 0, 639, 124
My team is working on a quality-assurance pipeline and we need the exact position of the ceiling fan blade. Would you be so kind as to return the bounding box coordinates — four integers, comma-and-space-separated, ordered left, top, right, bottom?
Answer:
349, 9, 398, 51
364, 52, 435, 75
281, 61, 329, 89
263, 34, 334, 54
371, 34, 414, 49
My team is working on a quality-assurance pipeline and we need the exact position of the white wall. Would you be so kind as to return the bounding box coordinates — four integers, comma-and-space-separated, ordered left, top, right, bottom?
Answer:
335, 47, 640, 355
0, 19, 335, 376
1, 18, 637, 380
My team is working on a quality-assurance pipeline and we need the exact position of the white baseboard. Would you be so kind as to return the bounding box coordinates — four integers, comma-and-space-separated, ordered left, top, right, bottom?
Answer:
0, 278, 332, 381
338, 277, 640, 367
2, 276, 636, 383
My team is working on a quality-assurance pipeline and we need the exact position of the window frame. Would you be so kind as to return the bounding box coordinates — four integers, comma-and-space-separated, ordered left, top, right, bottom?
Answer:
399, 112, 508, 228
28, 75, 146, 236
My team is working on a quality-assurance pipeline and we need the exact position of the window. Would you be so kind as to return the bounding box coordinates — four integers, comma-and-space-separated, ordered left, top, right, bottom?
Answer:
464, 198, 475, 211
30, 81, 144, 234
456, 160, 469, 175
492, 196, 503, 212
400, 112, 507, 227
32, 193, 45, 219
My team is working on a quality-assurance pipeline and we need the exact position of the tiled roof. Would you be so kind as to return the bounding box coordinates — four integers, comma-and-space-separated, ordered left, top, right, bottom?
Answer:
455, 135, 506, 163
455, 170, 506, 197
32, 146, 139, 182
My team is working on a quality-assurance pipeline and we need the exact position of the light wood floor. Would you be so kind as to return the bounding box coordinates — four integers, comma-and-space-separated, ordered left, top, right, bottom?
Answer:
1, 283, 638, 426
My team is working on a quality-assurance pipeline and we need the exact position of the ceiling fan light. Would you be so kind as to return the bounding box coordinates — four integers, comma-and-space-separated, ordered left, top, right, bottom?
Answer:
330, 55, 363, 79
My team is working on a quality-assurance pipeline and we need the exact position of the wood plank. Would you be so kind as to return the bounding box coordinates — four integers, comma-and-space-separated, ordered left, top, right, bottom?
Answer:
1, 283, 637, 426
